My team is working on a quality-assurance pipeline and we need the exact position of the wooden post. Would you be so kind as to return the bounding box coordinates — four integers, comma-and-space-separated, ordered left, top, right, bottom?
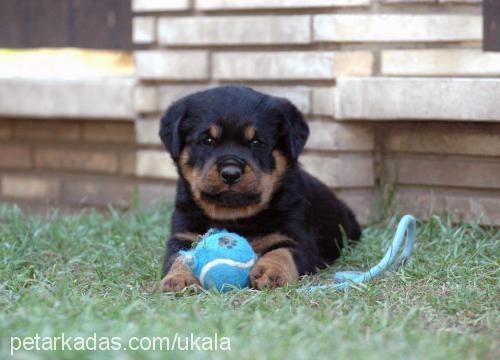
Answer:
484, 0, 500, 52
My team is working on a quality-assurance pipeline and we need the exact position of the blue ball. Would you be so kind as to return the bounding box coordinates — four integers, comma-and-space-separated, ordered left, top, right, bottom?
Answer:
180, 229, 257, 292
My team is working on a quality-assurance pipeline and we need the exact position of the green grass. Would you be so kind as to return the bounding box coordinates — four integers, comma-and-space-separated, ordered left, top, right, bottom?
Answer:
0, 203, 498, 359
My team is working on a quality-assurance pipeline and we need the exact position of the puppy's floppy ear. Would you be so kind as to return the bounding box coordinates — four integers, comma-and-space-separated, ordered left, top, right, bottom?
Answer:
159, 99, 186, 160
274, 97, 309, 160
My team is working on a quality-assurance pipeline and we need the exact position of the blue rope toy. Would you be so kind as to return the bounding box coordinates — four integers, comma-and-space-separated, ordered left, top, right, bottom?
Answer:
181, 215, 417, 292
304, 214, 417, 292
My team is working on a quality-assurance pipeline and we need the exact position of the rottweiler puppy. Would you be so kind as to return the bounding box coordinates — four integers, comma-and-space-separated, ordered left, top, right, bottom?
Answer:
159, 86, 361, 292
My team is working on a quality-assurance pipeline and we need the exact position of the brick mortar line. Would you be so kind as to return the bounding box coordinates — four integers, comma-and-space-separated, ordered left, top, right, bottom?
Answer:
136, 111, 163, 117
138, 79, 213, 86
373, 49, 382, 76
378, 74, 500, 79
329, 186, 377, 192
133, 5, 481, 17
342, 119, 500, 127
0, 183, 371, 202
307, 115, 340, 121
302, 149, 375, 157
135, 144, 164, 151
11, 177, 486, 198
0, 197, 61, 206
148, 42, 483, 52
372, 125, 385, 188
27, 166, 123, 178
208, 50, 214, 83
308, 13, 314, 44
1, 140, 139, 151
132, 144, 375, 155
385, 153, 500, 163
213, 80, 336, 87
28, 142, 35, 172
132, 144, 376, 156
372, 123, 500, 133
0, 198, 123, 213
393, 184, 500, 198
389, 182, 500, 192
214, 79, 337, 86
376, 183, 500, 205
137, 110, 339, 121
0, 169, 177, 186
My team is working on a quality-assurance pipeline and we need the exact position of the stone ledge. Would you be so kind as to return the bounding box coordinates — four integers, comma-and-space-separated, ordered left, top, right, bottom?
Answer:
336, 77, 500, 121
0, 77, 135, 120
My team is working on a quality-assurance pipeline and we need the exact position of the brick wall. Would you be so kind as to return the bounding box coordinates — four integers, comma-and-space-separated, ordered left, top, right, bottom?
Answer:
0, 118, 142, 212
130, 0, 499, 225
383, 122, 500, 225
1, 0, 498, 226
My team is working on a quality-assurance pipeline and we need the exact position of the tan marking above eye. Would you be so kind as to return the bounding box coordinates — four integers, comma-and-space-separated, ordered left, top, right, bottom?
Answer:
209, 125, 221, 139
244, 125, 256, 141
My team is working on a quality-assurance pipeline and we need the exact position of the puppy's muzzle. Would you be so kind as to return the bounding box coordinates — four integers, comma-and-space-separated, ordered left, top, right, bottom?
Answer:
217, 156, 246, 185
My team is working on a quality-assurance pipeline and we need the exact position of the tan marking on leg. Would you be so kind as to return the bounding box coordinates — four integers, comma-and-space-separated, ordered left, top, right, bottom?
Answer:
250, 233, 295, 255
250, 248, 299, 290
175, 232, 201, 243
160, 256, 200, 293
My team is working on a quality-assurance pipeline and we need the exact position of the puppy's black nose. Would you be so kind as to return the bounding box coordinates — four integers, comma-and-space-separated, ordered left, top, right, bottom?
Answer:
218, 157, 245, 185
220, 165, 242, 185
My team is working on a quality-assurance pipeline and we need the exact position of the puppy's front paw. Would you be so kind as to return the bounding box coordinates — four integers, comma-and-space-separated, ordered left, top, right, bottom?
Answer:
250, 262, 289, 289
160, 271, 199, 293
250, 249, 298, 290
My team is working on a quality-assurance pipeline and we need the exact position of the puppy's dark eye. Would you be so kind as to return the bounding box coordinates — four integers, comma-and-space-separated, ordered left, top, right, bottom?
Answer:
249, 139, 263, 147
201, 137, 216, 146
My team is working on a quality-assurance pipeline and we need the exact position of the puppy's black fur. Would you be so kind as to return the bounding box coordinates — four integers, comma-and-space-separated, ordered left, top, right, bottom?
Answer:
159, 86, 361, 286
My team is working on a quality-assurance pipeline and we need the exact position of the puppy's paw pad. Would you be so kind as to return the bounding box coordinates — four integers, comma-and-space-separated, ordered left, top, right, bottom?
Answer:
160, 272, 199, 293
250, 264, 287, 290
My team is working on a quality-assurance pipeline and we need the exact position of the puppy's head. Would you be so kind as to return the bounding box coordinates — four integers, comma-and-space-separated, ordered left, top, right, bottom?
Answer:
159, 86, 309, 220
